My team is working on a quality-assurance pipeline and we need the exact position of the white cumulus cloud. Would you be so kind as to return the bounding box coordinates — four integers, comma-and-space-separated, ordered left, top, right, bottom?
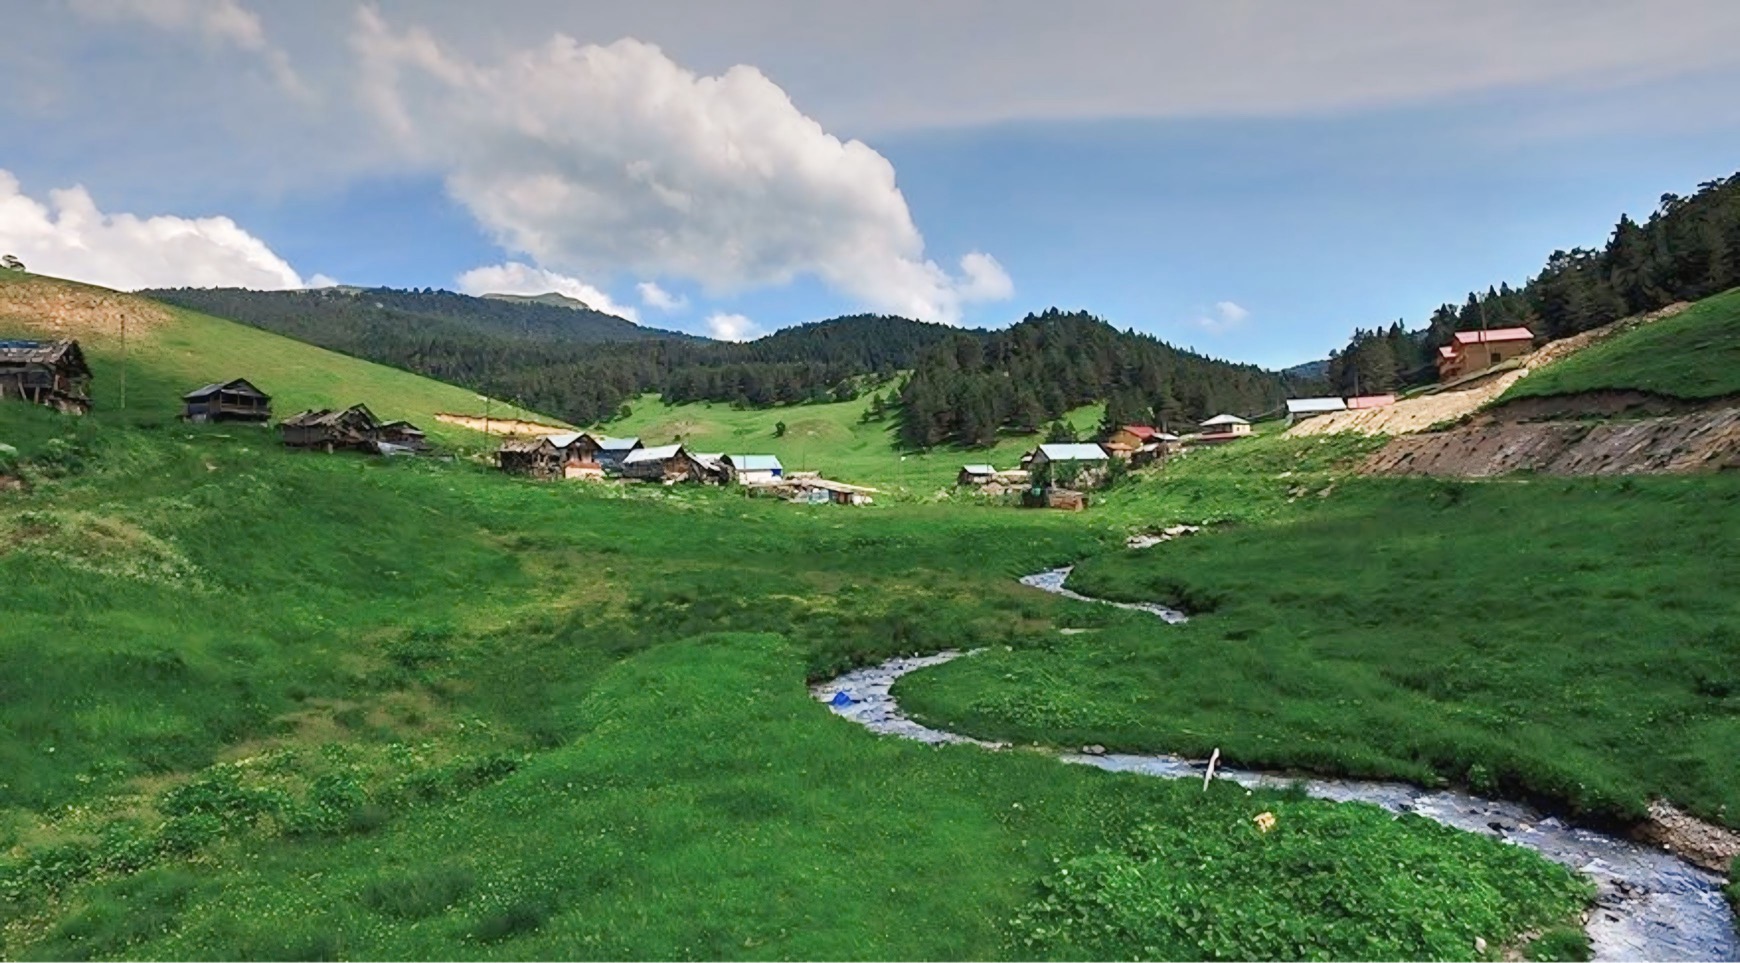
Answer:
636, 281, 687, 312
455, 261, 640, 322
0, 169, 306, 290
351, 8, 1012, 324
1193, 300, 1252, 334
68, 0, 304, 95
703, 312, 760, 342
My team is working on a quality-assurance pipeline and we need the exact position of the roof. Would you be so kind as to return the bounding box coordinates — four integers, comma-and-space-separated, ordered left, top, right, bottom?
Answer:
593, 435, 641, 451
280, 404, 378, 429
1345, 394, 1396, 409
1037, 443, 1109, 462
377, 420, 424, 433
793, 478, 881, 494
961, 464, 996, 474
622, 443, 683, 464
0, 339, 86, 371
1154, 432, 1181, 441
1200, 414, 1250, 427
691, 452, 723, 465
725, 454, 783, 471
1451, 327, 1534, 345
497, 438, 551, 453
183, 378, 269, 401
1438, 345, 1457, 359
1286, 397, 1347, 415
543, 431, 584, 448
1119, 425, 1159, 440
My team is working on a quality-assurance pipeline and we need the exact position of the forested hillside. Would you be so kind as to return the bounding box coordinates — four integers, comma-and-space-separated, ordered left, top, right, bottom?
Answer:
898, 309, 1292, 448
143, 287, 958, 424
1325, 171, 1740, 394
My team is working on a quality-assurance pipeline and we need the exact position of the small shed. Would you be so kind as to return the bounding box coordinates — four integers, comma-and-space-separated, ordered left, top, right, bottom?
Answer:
182, 378, 271, 423
723, 454, 784, 485
280, 404, 380, 451
0, 339, 92, 414
958, 464, 997, 486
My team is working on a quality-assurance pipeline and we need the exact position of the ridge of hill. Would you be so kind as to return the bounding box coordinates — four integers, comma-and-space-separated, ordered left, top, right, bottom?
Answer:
481, 291, 595, 311
0, 271, 557, 442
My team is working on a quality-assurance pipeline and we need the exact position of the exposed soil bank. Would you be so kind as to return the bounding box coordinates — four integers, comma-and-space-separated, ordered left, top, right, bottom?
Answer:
812, 568, 1740, 962
433, 412, 571, 436
1361, 406, 1740, 477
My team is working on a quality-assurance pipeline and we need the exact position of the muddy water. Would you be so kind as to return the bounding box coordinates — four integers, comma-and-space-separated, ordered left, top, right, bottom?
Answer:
812, 569, 1739, 962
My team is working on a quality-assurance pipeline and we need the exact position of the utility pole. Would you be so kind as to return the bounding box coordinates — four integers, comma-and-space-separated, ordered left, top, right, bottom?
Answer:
118, 311, 127, 412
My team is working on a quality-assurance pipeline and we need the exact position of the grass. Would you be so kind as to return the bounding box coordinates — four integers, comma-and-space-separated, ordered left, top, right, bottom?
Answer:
1502, 286, 1740, 402
0, 271, 557, 447
0, 403, 1597, 960
597, 390, 1106, 493
900, 466, 1740, 828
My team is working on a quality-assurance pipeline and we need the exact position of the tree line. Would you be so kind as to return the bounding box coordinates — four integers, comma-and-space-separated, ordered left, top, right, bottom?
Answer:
1322, 171, 1740, 396
897, 309, 1294, 449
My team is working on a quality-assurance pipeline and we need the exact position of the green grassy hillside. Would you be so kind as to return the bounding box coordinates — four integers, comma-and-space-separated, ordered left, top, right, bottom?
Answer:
1502, 286, 1740, 402
0, 406, 1591, 960
598, 390, 1104, 492
0, 272, 558, 444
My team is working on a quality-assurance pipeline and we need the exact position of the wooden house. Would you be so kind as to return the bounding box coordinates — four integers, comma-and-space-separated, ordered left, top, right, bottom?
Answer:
373, 420, 428, 451
1025, 443, 1110, 486
497, 437, 562, 478
619, 443, 715, 483
689, 453, 729, 484
576, 434, 643, 473
0, 339, 92, 414
182, 379, 271, 423
1196, 414, 1251, 443
1436, 327, 1535, 381
280, 404, 380, 451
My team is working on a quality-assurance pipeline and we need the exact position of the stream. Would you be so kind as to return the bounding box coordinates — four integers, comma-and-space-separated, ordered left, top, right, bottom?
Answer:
812, 567, 1739, 962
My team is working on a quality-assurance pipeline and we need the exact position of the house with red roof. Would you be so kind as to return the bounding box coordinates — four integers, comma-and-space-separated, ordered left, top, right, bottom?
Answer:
1436, 327, 1535, 382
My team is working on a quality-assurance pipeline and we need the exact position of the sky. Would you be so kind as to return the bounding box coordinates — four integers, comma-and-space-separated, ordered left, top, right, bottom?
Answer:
2, 2, 1739, 368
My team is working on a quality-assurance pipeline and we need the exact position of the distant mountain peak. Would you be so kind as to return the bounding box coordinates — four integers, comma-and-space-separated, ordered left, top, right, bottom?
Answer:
482, 291, 597, 313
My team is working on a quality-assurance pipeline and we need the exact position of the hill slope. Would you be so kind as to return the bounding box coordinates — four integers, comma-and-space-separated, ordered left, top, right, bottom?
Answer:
1499, 286, 1740, 403
0, 272, 557, 442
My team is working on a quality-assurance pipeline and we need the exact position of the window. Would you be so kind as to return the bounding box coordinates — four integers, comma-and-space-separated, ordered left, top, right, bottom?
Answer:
1490, 352, 1502, 365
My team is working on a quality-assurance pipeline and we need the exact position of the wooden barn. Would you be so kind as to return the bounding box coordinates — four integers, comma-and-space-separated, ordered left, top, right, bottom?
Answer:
497, 437, 562, 478
619, 443, 716, 483
182, 378, 271, 423
0, 339, 92, 414
280, 404, 380, 451
374, 420, 429, 451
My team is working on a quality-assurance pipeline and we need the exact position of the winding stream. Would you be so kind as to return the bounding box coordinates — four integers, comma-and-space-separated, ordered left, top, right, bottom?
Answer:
813, 567, 1739, 962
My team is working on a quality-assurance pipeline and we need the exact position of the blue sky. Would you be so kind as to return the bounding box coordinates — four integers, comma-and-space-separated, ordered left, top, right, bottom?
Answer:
2, 1, 1738, 369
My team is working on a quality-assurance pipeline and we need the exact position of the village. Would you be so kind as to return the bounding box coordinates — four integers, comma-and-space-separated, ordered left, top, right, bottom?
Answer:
0, 327, 1540, 510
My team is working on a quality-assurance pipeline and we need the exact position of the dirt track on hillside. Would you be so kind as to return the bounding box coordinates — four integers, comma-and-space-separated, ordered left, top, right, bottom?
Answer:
1361, 405, 1740, 476
1287, 303, 1693, 438
0, 275, 174, 341
434, 413, 570, 437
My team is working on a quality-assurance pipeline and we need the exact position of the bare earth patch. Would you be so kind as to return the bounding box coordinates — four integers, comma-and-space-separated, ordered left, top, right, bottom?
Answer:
1637, 800, 1740, 874
433, 412, 571, 436
0, 274, 175, 341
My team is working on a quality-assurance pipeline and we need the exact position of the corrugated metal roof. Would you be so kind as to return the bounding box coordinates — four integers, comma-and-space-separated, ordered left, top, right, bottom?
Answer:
1451, 327, 1534, 345
0, 339, 81, 367
1286, 397, 1347, 414
1037, 443, 1108, 461
183, 378, 268, 401
1120, 425, 1158, 439
594, 435, 640, 450
961, 464, 995, 474
1200, 414, 1249, 427
544, 432, 584, 448
623, 443, 683, 463
726, 454, 783, 471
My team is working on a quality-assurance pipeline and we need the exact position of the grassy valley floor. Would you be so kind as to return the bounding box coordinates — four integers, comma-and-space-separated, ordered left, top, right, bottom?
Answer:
0, 404, 1601, 960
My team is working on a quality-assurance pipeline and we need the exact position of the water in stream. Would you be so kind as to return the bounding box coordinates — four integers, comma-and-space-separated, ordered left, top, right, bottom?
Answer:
811, 568, 1739, 962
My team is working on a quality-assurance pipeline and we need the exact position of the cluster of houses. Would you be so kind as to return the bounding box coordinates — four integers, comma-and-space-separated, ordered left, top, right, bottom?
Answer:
957, 417, 1253, 510
280, 403, 428, 455
493, 431, 875, 503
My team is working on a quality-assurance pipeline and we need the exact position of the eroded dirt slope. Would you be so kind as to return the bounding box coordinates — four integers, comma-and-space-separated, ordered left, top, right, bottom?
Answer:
1361, 405, 1740, 476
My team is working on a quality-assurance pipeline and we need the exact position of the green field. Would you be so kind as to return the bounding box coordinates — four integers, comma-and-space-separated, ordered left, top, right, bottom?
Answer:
0, 272, 556, 446
1501, 286, 1740, 402
900, 445, 1740, 829
0, 397, 1601, 960
596, 391, 1104, 492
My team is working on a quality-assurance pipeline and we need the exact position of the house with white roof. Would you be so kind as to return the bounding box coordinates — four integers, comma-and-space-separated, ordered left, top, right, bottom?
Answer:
1197, 414, 1252, 443
722, 454, 784, 484
1284, 397, 1348, 425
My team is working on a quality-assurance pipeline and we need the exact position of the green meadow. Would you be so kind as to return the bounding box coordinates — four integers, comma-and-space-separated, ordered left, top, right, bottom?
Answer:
1, 400, 1598, 960
595, 390, 1105, 493
1501, 285, 1740, 402
0, 271, 553, 447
